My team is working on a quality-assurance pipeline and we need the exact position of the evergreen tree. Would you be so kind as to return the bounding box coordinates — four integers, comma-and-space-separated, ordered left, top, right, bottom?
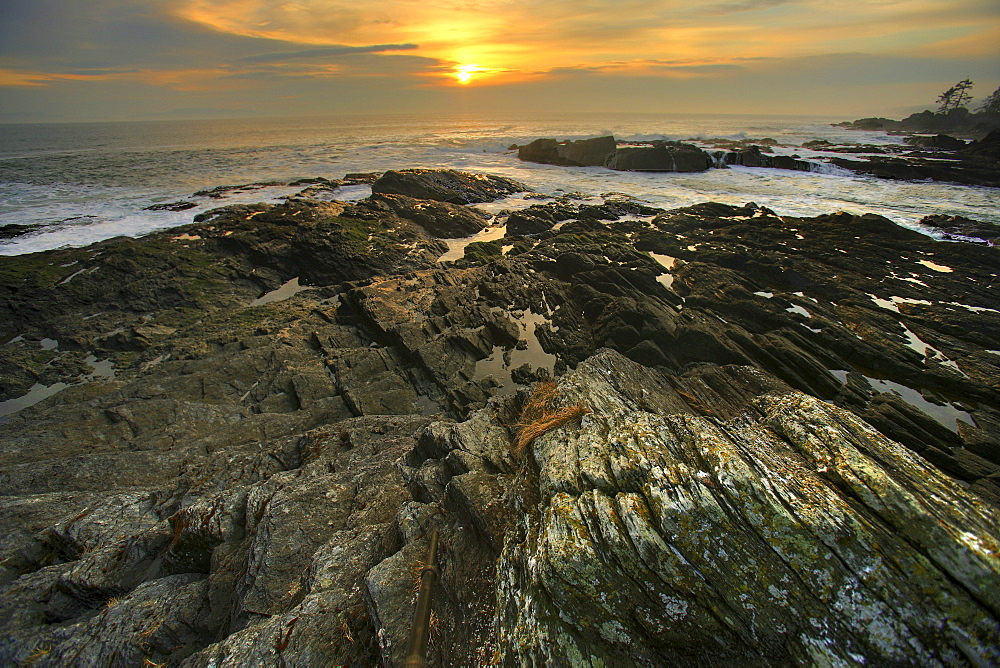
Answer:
977, 86, 1000, 114
953, 78, 974, 109
936, 85, 956, 113
936, 78, 974, 113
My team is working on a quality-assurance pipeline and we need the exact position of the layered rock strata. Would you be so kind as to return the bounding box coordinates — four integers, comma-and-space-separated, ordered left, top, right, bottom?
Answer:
1, 169, 999, 664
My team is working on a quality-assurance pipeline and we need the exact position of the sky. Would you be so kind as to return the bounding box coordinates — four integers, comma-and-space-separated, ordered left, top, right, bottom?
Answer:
0, 0, 998, 122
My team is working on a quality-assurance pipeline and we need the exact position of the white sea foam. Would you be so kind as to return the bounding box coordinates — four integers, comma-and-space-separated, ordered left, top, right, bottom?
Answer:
1, 112, 996, 256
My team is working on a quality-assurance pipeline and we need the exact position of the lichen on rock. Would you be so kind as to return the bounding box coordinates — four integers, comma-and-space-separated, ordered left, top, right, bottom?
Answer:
1, 170, 998, 665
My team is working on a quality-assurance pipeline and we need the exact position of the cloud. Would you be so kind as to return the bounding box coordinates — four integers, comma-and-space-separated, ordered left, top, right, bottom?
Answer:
168, 0, 1000, 79
701, 0, 802, 15
0, 67, 132, 87
238, 43, 419, 63
0, 0, 997, 120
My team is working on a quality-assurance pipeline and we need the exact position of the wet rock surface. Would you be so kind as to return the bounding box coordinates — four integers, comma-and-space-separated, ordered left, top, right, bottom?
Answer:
1, 169, 999, 664
370, 169, 526, 204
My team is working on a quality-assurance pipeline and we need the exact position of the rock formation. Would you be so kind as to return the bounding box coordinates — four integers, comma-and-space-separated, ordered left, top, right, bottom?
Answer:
1, 170, 999, 665
370, 169, 525, 204
517, 136, 617, 167
604, 142, 714, 172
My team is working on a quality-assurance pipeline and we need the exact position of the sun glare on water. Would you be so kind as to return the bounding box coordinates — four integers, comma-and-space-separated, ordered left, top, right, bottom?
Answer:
453, 64, 487, 84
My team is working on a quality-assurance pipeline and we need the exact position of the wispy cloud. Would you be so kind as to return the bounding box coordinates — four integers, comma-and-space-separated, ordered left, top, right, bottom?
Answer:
701, 0, 802, 15
239, 43, 419, 63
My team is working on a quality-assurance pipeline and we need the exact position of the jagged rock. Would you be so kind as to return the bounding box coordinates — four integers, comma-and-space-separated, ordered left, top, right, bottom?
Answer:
43, 574, 214, 665
505, 208, 557, 235
604, 143, 713, 172
371, 169, 526, 204
504, 202, 577, 236
366, 193, 490, 238
493, 349, 1000, 665
1, 169, 999, 665
961, 129, 1000, 161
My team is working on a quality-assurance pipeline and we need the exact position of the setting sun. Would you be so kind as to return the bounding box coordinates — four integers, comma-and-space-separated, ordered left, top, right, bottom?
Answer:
453, 64, 487, 85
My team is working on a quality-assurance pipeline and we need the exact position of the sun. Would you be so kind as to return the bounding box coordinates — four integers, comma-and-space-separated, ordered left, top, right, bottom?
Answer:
453, 64, 487, 85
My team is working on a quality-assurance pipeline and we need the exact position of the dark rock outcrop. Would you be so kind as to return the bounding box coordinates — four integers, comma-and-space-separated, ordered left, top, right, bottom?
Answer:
371, 169, 526, 204
904, 134, 967, 150
193, 182, 283, 198
919, 214, 1000, 244
837, 109, 1000, 138
835, 116, 901, 131
829, 154, 1000, 187
504, 202, 577, 236
364, 193, 490, 238
961, 129, 1000, 161
0, 224, 33, 240
604, 142, 713, 172
515, 132, 999, 186
1, 172, 999, 665
144, 201, 198, 212
517, 136, 617, 167
722, 146, 816, 171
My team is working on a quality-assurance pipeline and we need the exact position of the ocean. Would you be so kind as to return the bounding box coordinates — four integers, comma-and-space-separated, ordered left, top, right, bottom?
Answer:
1, 112, 997, 256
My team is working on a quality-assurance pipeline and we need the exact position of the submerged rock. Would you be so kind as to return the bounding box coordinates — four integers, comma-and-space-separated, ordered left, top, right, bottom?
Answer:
144, 201, 198, 212
0, 224, 33, 240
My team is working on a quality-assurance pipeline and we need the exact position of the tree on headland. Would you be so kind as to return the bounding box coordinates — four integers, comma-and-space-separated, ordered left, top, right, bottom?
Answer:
977, 86, 1000, 115
936, 78, 974, 113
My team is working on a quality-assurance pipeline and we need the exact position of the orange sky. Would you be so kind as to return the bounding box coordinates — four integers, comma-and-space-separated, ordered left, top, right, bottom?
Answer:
172, 0, 1000, 85
0, 0, 998, 121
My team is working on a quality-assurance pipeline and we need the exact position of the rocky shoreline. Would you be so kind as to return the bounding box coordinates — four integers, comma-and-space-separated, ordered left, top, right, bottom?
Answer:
514, 129, 1000, 188
836, 107, 1000, 139
1, 169, 999, 664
